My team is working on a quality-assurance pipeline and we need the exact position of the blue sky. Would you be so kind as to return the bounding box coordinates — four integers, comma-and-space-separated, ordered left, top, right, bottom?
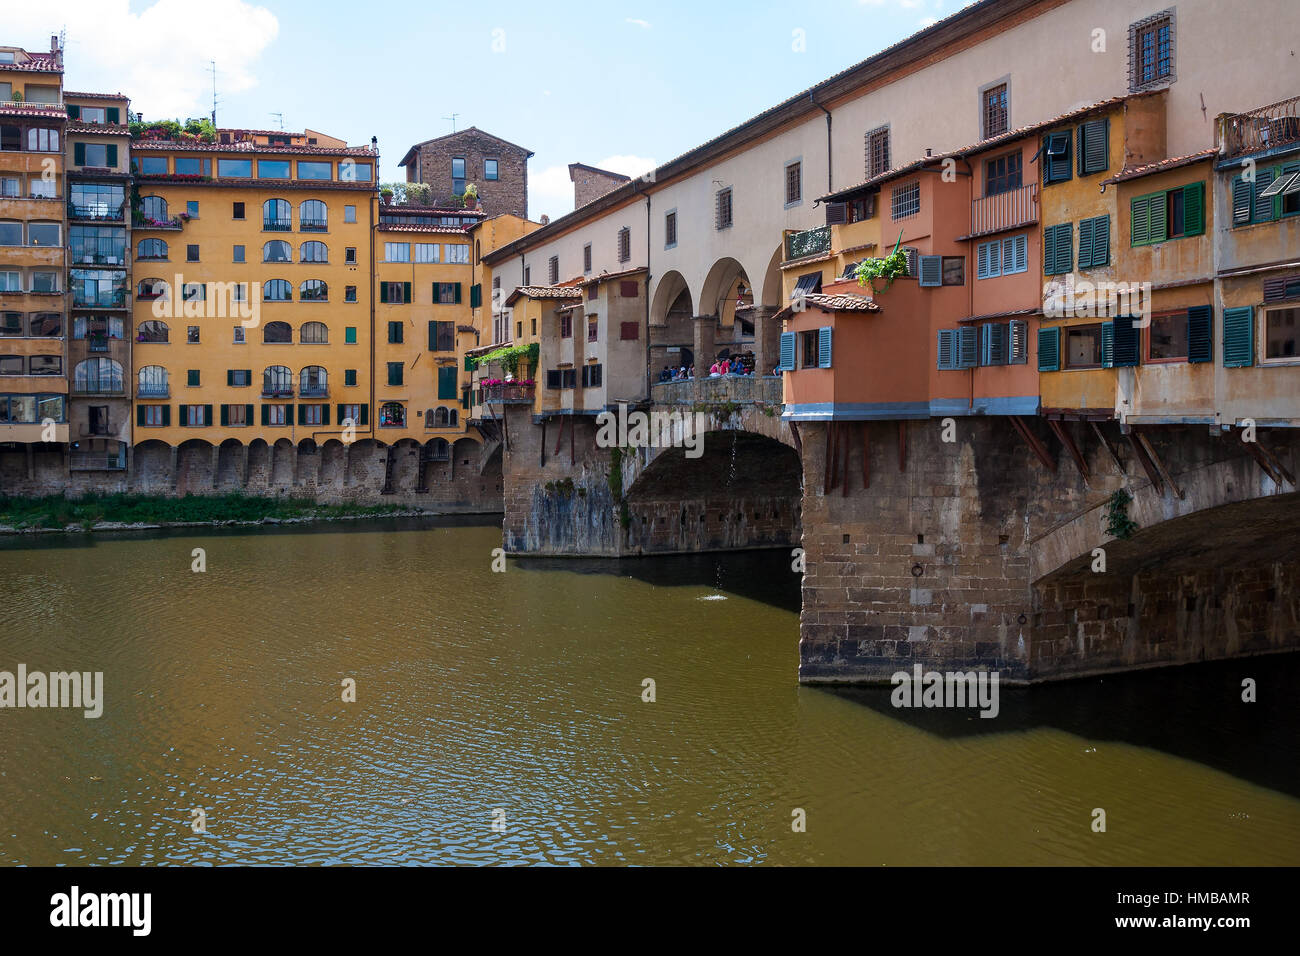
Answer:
13, 0, 959, 219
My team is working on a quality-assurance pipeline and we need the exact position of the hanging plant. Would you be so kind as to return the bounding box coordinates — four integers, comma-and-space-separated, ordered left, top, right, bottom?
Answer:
855, 228, 909, 295
1105, 488, 1139, 540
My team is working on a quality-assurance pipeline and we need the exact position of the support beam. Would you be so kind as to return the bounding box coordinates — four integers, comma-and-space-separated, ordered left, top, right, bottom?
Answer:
1244, 439, 1285, 486
1010, 416, 1056, 473
1090, 420, 1126, 474
841, 422, 850, 497
898, 420, 907, 472
554, 415, 564, 456
1047, 419, 1090, 479
1254, 438, 1296, 486
860, 422, 870, 490
823, 422, 835, 494
1136, 429, 1184, 499
211, 446, 221, 489
788, 420, 803, 458
1126, 432, 1164, 496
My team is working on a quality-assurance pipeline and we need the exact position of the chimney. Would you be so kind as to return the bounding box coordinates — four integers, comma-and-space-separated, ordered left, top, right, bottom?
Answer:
540, 214, 550, 226
51, 35, 59, 53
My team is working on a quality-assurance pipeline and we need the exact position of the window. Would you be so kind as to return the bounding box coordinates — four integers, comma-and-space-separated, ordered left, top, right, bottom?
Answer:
186, 201, 199, 218
218, 159, 253, 178
263, 279, 292, 301
984, 152, 1022, 196
258, 160, 290, 179
388, 321, 404, 344
581, 364, 603, 388
865, 125, 891, 179
976, 235, 1028, 280
1131, 183, 1204, 245
891, 181, 920, 220
344, 369, 357, 387
229, 369, 251, 387
300, 241, 328, 263
785, 160, 802, 206
1043, 223, 1073, 275
80, 107, 107, 124
434, 283, 460, 305
1264, 307, 1299, 362
300, 279, 328, 302
941, 257, 965, 286
0, 312, 21, 336
485, 159, 499, 181
265, 404, 288, 426
1077, 215, 1111, 269
183, 405, 209, 427
583, 243, 592, 273
387, 362, 404, 387
233, 326, 246, 344
430, 320, 455, 351
982, 82, 1009, 138
345, 286, 357, 303
187, 326, 200, 344
0, 221, 21, 245
451, 157, 466, 194
665, 210, 677, 248
524, 266, 531, 285
224, 404, 249, 427
299, 200, 328, 231
1042, 131, 1072, 185
233, 202, 245, 220
33, 313, 64, 337
716, 188, 733, 229
548, 256, 559, 284
297, 161, 333, 181
31, 271, 59, 293
300, 403, 324, 426
800, 331, 819, 369
1233, 165, 1300, 227
28, 222, 59, 247
142, 405, 166, 427
187, 369, 200, 387
263, 365, 292, 396
588, 317, 598, 342
137, 320, 169, 343
186, 244, 199, 262
1146, 310, 1191, 362
0, 356, 23, 375
263, 240, 292, 263
445, 244, 469, 264
300, 366, 328, 396
1065, 324, 1104, 368
28, 355, 61, 376
385, 242, 410, 263
138, 366, 169, 397
560, 314, 573, 338
28, 128, 59, 152
301, 321, 329, 344
1129, 10, 1174, 92
263, 322, 292, 344
174, 158, 210, 177
414, 243, 439, 264
344, 205, 356, 223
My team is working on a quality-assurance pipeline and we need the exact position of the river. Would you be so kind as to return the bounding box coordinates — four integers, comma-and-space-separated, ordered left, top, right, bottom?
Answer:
1, 518, 1297, 865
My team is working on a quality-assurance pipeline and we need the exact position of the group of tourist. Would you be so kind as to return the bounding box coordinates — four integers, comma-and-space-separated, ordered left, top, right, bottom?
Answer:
657, 355, 757, 382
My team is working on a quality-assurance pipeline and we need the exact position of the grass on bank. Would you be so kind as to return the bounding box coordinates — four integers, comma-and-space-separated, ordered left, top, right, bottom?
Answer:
0, 492, 411, 530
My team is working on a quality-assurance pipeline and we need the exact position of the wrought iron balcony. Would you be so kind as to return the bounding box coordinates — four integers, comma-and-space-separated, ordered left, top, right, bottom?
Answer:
67, 201, 125, 222
483, 382, 535, 404
299, 218, 328, 231
1222, 95, 1300, 158
299, 385, 329, 398
262, 386, 294, 398
263, 219, 293, 232
136, 385, 170, 398
785, 225, 831, 261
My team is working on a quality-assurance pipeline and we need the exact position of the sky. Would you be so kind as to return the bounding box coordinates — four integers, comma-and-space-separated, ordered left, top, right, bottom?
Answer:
8, 0, 961, 221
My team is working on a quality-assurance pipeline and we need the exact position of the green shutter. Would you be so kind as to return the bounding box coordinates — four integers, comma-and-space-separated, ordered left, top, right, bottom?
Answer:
161, 405, 170, 427
428, 321, 437, 351
106, 107, 119, 124
1101, 322, 1114, 368
1147, 191, 1168, 244
1232, 177, 1253, 226
403, 282, 412, 303
359, 404, 369, 425
1043, 225, 1057, 274
345, 326, 357, 344
106, 144, 118, 167
1091, 215, 1110, 266
379, 283, 389, 304
438, 366, 457, 400
1112, 317, 1139, 368
137, 405, 146, 426
1187, 306, 1213, 363
337, 404, 346, 423
298, 404, 307, 425
220, 404, 229, 426
1183, 182, 1205, 237
321, 405, 330, 426
1037, 327, 1060, 371
470, 284, 482, 308
1050, 223, 1072, 275
226, 369, 234, 386
261, 403, 270, 426
453, 283, 462, 305
74, 142, 85, 166
245, 404, 253, 424
1077, 218, 1094, 270
461, 387, 470, 410
1222, 306, 1255, 367
1131, 195, 1150, 245
1253, 168, 1278, 223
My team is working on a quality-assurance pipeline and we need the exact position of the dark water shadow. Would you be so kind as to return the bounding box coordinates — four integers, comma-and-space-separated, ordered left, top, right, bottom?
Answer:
821, 653, 1300, 799
513, 547, 803, 613
0, 513, 503, 553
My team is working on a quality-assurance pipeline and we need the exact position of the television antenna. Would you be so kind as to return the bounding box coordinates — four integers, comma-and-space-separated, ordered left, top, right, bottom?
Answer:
444, 113, 459, 133
209, 61, 219, 126
270, 112, 284, 130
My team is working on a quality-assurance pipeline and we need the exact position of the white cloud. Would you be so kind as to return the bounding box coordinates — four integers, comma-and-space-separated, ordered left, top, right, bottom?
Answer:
919, 16, 939, 27
531, 154, 657, 222
625, 18, 652, 29
7, 0, 278, 118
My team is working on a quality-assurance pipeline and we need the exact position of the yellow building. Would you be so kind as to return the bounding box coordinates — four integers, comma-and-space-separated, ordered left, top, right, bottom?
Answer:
0, 39, 68, 448
129, 126, 376, 447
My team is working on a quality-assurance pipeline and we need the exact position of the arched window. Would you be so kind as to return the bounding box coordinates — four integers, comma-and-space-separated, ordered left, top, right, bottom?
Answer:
263, 365, 292, 396
379, 402, 406, 428
299, 366, 328, 396
263, 321, 292, 344
299, 279, 327, 302
428, 406, 458, 428
300, 321, 328, 344
299, 200, 327, 231
263, 199, 291, 230
136, 320, 169, 343
137, 238, 167, 260
140, 196, 168, 222
74, 358, 123, 393
137, 365, 169, 396
263, 278, 292, 301
300, 240, 328, 263
137, 277, 169, 300
428, 437, 451, 460
263, 240, 292, 263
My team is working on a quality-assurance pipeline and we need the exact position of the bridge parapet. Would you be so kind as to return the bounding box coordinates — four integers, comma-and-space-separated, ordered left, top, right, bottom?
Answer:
652, 375, 782, 406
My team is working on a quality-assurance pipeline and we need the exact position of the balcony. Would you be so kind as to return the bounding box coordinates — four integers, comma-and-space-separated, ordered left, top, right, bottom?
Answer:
483, 382, 536, 404
135, 215, 183, 230
263, 218, 292, 232
73, 290, 127, 310
970, 183, 1039, 237
299, 385, 329, 398
136, 385, 170, 398
1222, 95, 1300, 159
262, 387, 294, 398
299, 217, 328, 231
785, 225, 832, 262
71, 384, 126, 396
67, 201, 125, 222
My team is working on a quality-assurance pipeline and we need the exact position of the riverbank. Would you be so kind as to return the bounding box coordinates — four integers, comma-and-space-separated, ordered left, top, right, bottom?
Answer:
0, 492, 471, 534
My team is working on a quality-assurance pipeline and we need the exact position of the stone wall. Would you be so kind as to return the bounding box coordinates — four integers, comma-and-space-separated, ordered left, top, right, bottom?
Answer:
407, 128, 529, 219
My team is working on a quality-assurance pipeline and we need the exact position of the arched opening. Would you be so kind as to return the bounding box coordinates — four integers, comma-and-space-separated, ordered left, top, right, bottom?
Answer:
699, 257, 755, 368
650, 270, 695, 383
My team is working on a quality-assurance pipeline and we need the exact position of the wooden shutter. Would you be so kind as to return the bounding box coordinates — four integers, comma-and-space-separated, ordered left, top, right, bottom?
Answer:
936, 330, 956, 370
1183, 182, 1205, 236
1131, 195, 1150, 245
107, 107, 119, 124
1100, 321, 1115, 368
976, 242, 991, 279
1113, 316, 1140, 367
245, 404, 253, 424
1012, 235, 1027, 273
136, 405, 146, 426
203, 405, 212, 426
1037, 327, 1060, 371
981, 322, 1007, 365
825, 202, 847, 225
74, 142, 85, 166
226, 369, 234, 386
359, 404, 369, 425
161, 405, 170, 427
428, 321, 437, 351
1077, 218, 1094, 269
1187, 306, 1213, 363
453, 283, 462, 304
379, 283, 388, 304
106, 144, 118, 167
1056, 224, 1073, 274
298, 403, 307, 425
779, 331, 795, 371
220, 404, 229, 426
817, 327, 833, 368
470, 284, 481, 308
1147, 191, 1168, 243
1222, 306, 1255, 367
1090, 216, 1109, 266
1043, 225, 1056, 274
1253, 168, 1278, 223
337, 404, 346, 423
261, 403, 270, 426
957, 326, 978, 369
403, 282, 412, 304
918, 255, 942, 287
438, 366, 457, 399
1232, 177, 1253, 226
1078, 119, 1108, 175
1008, 320, 1028, 364
321, 405, 330, 426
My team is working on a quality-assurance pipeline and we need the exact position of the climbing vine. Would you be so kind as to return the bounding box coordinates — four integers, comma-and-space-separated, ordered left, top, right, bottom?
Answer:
467, 342, 539, 374
1105, 488, 1139, 540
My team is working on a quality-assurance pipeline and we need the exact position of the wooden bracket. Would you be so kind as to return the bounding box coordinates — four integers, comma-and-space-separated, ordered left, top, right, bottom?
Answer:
1089, 420, 1126, 474
1135, 429, 1184, 499
861, 422, 870, 490
1047, 419, 1090, 480
1253, 438, 1296, 486
1011, 416, 1056, 473
898, 420, 907, 473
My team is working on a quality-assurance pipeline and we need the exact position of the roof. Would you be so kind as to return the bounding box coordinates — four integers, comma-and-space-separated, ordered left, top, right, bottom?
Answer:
376, 223, 471, 235
482, 0, 1048, 264
822, 91, 1163, 202
776, 292, 881, 319
1098, 148, 1218, 186
569, 162, 632, 182
399, 126, 535, 167
505, 285, 583, 306
577, 266, 647, 286
67, 121, 129, 134
380, 203, 486, 217
0, 52, 60, 73
132, 140, 376, 157
63, 91, 129, 101
0, 102, 65, 120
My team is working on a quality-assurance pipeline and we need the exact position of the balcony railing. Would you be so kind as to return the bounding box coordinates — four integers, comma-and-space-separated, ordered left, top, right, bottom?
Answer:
135, 215, 183, 230
71, 449, 126, 471
73, 291, 127, 309
68, 201, 125, 222
971, 183, 1039, 236
262, 386, 294, 398
263, 219, 292, 231
136, 385, 169, 398
71, 383, 126, 396
299, 218, 328, 231
785, 225, 832, 261
483, 382, 536, 404
299, 385, 329, 398
1222, 95, 1300, 158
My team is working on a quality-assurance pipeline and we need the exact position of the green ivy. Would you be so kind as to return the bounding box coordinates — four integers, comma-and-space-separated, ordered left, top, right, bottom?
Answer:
1105, 488, 1139, 540
469, 342, 539, 374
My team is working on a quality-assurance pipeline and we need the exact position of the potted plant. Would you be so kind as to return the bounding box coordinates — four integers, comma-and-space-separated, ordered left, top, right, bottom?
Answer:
380, 187, 394, 205
463, 183, 479, 209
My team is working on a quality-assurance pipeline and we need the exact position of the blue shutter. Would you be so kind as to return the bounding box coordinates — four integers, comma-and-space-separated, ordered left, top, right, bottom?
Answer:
937, 330, 956, 370
1232, 177, 1253, 226
1253, 168, 1278, 223
1222, 306, 1255, 367
918, 255, 942, 287
817, 326, 833, 368
989, 322, 1006, 365
779, 331, 796, 371
1077, 217, 1094, 270
1100, 321, 1115, 368
1038, 326, 1060, 371
1090, 215, 1109, 266
1012, 234, 1027, 273
957, 326, 978, 369
1187, 305, 1213, 363
976, 242, 990, 279
1008, 320, 1028, 364
1113, 316, 1140, 367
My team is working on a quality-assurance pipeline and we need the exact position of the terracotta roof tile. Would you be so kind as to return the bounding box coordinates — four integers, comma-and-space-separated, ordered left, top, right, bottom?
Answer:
0, 102, 66, 120
577, 266, 647, 286
1098, 149, 1218, 186
63, 91, 129, 101
376, 223, 471, 235
777, 292, 881, 320
132, 140, 376, 157
505, 285, 583, 306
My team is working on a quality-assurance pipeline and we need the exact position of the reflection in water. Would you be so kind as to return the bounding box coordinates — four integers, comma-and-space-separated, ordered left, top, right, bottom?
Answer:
0, 521, 1296, 866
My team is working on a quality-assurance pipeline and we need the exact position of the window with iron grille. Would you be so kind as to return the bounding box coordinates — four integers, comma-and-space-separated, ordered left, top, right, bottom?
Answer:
1129, 10, 1175, 91
785, 161, 801, 206
891, 181, 920, 220
865, 125, 890, 179
560, 314, 572, 338
617, 227, 630, 263
982, 82, 1009, 139
716, 188, 733, 230
665, 210, 677, 248
548, 256, 558, 284
587, 317, 598, 342
583, 243, 592, 273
